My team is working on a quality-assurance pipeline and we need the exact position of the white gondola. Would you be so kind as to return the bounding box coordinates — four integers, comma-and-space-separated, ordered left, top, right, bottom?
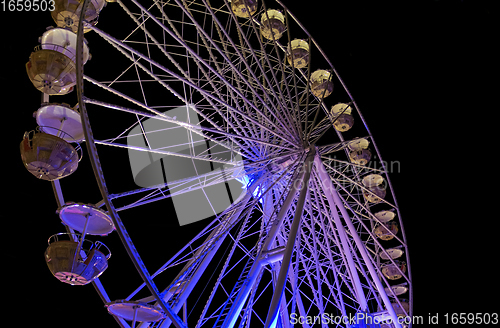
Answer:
40, 27, 90, 64
51, 0, 107, 33
45, 233, 111, 285
20, 129, 80, 180
287, 39, 309, 68
374, 210, 396, 223
362, 173, 386, 203
381, 261, 407, 280
331, 103, 354, 132
231, 0, 258, 18
380, 247, 404, 260
384, 284, 409, 297
35, 103, 84, 142
260, 9, 286, 40
26, 28, 90, 95
348, 138, 371, 165
310, 70, 333, 98
374, 222, 399, 241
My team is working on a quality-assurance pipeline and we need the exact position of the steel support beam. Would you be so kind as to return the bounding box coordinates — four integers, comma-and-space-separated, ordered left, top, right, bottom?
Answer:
263, 150, 314, 328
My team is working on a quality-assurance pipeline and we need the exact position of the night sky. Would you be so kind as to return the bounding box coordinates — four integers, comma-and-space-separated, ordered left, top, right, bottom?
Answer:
2, 1, 496, 327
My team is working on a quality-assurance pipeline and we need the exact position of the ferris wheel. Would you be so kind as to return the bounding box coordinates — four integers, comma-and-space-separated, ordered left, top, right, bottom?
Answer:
21, 1, 412, 328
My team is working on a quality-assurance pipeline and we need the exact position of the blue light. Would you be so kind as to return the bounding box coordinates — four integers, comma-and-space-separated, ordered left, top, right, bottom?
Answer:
269, 314, 278, 328
235, 172, 264, 204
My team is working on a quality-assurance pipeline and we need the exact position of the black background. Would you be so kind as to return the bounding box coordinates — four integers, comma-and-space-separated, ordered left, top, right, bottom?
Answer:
2, 0, 497, 326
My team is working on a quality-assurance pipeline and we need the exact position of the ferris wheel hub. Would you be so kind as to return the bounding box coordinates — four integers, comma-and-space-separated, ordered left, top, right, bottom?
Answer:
45, 233, 110, 286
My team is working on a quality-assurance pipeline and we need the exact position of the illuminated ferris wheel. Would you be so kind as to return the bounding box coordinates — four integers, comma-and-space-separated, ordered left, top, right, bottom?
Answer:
21, 1, 412, 327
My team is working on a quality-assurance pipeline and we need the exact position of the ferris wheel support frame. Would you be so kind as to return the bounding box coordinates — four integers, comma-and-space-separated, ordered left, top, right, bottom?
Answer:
314, 155, 402, 328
